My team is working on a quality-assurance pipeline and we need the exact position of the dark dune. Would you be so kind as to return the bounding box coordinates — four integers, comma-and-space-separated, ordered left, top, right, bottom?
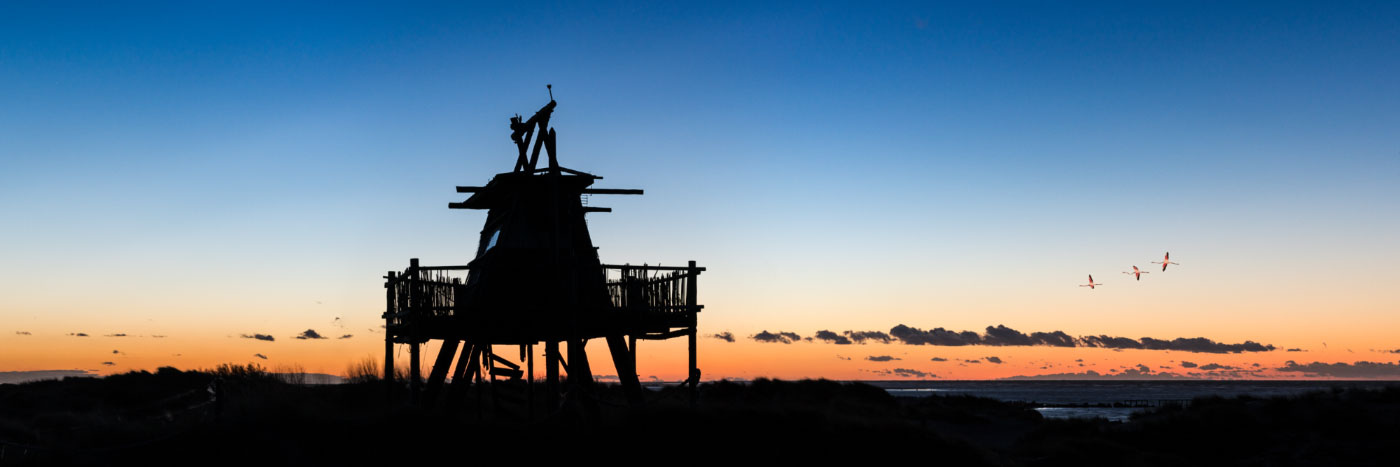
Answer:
1, 367, 1397, 465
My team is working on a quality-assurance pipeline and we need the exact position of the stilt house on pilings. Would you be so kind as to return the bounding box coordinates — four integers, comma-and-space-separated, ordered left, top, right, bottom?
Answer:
382, 95, 704, 414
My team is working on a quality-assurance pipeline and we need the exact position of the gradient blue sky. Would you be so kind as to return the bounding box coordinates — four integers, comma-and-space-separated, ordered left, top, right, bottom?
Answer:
2, 1, 1398, 379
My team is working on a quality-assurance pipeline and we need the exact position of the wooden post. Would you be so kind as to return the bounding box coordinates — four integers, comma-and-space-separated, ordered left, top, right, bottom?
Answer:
406, 259, 422, 402
487, 345, 499, 418
687, 330, 697, 406
526, 343, 535, 421
409, 340, 421, 403
384, 271, 396, 401
545, 340, 559, 414
687, 260, 699, 406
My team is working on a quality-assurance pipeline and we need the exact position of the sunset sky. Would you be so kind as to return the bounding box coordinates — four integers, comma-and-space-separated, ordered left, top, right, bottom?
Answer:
3, 1, 1399, 382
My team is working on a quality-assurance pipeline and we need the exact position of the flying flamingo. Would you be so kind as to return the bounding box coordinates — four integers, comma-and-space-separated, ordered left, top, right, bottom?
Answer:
1152, 252, 1180, 271
1122, 265, 1149, 281
1079, 274, 1102, 289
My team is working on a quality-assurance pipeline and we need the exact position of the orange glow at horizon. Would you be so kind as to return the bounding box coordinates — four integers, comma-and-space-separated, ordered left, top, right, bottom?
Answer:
6, 322, 1397, 382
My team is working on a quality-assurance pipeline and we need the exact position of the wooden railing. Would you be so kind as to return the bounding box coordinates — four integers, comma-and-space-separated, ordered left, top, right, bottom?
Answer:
602, 262, 705, 316
384, 259, 704, 328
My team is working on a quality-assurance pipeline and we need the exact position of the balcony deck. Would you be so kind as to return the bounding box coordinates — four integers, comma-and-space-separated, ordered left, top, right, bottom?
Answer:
383, 260, 703, 345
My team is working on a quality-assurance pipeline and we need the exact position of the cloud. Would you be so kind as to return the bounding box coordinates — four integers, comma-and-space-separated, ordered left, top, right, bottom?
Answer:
1382, 349, 1400, 354
1181, 361, 1198, 368
112, 350, 120, 354
887, 324, 1272, 353
1080, 335, 1141, 349
1142, 337, 1274, 353
836, 355, 852, 361
1287, 348, 1304, 352
709, 332, 735, 343
1081, 335, 1274, 353
0, 370, 97, 384
105, 333, 127, 337
750, 330, 801, 344
242, 333, 276, 342
964, 359, 981, 364
930, 357, 947, 362
1002, 370, 1198, 381
101, 361, 115, 366
982, 325, 1034, 346
1029, 331, 1078, 347
254, 353, 268, 360
813, 330, 851, 345
15, 331, 31, 335
865, 355, 900, 362
70, 332, 89, 337
844, 330, 893, 344
867, 368, 932, 378
151, 335, 166, 338
294, 329, 326, 340
891, 368, 930, 378
339, 334, 353, 339
985, 356, 1003, 364
1276, 360, 1400, 378
889, 325, 981, 346
1106, 364, 1157, 377
1198, 363, 1236, 371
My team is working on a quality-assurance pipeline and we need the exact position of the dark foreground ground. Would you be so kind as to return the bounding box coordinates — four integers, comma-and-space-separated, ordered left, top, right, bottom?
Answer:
2, 367, 1397, 465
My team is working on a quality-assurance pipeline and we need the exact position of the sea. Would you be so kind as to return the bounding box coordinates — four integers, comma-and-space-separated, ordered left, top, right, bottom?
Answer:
863, 380, 1400, 422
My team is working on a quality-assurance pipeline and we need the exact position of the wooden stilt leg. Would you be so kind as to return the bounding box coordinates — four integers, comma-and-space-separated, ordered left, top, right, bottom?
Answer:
607, 334, 644, 405
545, 340, 559, 413
422, 339, 460, 408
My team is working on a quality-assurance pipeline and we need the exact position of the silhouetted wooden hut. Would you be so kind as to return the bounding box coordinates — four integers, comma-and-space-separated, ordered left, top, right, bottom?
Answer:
382, 95, 703, 414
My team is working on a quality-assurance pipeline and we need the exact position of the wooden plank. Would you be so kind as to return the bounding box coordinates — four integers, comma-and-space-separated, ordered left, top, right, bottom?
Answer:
490, 366, 523, 380
636, 329, 693, 340
581, 188, 643, 195
556, 167, 599, 178
488, 353, 520, 370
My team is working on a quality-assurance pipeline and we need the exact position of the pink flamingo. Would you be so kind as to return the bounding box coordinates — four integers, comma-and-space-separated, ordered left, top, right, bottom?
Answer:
1122, 265, 1149, 281
1152, 252, 1180, 271
1079, 274, 1102, 289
